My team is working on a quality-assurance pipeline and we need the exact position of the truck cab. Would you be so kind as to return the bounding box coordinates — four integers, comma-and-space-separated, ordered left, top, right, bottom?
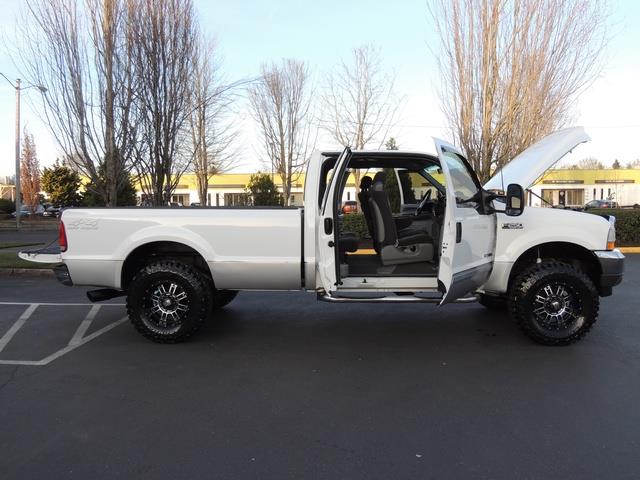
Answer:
311, 144, 503, 304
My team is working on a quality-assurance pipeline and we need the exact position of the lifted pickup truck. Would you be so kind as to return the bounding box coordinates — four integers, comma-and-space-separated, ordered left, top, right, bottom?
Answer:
22, 127, 624, 345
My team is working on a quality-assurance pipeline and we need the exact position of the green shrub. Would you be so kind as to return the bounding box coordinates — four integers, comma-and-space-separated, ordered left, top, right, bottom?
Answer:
586, 209, 640, 246
0, 199, 16, 214
341, 213, 370, 238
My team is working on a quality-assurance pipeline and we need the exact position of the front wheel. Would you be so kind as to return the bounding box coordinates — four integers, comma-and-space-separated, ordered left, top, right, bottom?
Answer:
127, 260, 213, 343
508, 260, 599, 346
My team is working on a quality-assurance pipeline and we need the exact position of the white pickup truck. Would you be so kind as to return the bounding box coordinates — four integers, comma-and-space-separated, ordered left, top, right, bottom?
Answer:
22, 127, 624, 345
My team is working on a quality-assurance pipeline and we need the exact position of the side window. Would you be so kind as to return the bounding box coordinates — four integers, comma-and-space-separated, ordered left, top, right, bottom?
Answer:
440, 151, 480, 205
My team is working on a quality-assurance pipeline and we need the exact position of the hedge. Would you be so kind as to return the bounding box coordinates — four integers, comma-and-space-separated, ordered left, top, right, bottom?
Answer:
586, 209, 640, 246
0, 198, 15, 214
341, 213, 370, 239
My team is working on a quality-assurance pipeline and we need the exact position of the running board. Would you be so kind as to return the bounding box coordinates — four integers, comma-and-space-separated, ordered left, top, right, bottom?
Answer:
317, 293, 478, 304
87, 289, 126, 303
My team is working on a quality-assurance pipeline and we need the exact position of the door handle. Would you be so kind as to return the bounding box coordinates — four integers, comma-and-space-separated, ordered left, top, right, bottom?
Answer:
456, 222, 462, 243
324, 218, 333, 235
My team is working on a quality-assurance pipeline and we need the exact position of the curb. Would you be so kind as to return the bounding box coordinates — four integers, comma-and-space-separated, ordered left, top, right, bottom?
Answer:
0, 268, 55, 277
620, 247, 640, 253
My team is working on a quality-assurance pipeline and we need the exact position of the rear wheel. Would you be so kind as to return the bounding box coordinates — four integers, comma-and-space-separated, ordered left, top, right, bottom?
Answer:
127, 260, 212, 343
508, 260, 599, 346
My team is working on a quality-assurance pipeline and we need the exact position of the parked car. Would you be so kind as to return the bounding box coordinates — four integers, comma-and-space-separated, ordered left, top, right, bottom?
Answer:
585, 199, 619, 209
342, 200, 358, 214
11, 204, 45, 217
43, 205, 61, 217
21, 127, 624, 347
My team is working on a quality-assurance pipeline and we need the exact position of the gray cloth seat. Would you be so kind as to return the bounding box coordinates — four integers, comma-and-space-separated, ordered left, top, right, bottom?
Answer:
358, 176, 377, 250
368, 172, 434, 265
339, 232, 358, 253
359, 175, 423, 251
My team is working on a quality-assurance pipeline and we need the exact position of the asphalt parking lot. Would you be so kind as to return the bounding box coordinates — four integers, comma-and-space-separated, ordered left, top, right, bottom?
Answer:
1, 255, 639, 479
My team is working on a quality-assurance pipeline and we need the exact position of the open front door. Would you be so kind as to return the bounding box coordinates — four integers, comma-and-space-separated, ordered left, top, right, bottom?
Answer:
434, 139, 496, 304
317, 147, 352, 294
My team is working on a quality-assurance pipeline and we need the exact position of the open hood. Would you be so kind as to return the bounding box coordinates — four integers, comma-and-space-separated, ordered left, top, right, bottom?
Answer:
483, 127, 590, 191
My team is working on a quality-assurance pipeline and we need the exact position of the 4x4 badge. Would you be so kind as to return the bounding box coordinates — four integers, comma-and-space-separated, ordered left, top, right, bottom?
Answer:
502, 223, 523, 230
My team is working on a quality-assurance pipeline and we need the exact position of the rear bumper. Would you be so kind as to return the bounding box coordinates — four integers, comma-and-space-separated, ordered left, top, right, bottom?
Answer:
594, 249, 624, 296
53, 264, 73, 286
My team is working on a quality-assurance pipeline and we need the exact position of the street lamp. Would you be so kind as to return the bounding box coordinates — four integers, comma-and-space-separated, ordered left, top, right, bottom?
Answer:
0, 73, 47, 229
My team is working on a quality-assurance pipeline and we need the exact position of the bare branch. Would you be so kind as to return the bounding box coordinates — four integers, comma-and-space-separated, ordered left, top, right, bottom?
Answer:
430, 0, 609, 182
248, 59, 315, 206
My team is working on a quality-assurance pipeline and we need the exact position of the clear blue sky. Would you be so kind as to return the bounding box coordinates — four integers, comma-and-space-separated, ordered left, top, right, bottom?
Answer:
0, 0, 639, 176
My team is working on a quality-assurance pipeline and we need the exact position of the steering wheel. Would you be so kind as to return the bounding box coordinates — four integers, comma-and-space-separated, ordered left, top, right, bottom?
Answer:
414, 189, 432, 216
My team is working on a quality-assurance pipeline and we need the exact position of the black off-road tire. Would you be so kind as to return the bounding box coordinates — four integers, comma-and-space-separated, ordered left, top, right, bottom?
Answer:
508, 260, 599, 346
478, 293, 507, 311
212, 290, 238, 310
127, 260, 212, 343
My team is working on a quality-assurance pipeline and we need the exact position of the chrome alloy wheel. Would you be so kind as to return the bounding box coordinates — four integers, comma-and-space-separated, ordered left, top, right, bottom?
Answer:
143, 281, 190, 333
532, 282, 582, 332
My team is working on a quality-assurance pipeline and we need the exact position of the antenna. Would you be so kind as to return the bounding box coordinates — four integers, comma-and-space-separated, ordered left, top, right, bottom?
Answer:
500, 165, 505, 194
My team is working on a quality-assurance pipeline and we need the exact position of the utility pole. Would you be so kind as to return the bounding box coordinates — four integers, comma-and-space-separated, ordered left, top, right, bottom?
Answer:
0, 73, 47, 229
15, 79, 21, 229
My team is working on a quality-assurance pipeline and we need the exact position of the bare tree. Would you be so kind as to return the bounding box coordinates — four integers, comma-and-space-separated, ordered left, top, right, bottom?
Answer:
248, 59, 314, 206
321, 45, 399, 205
430, 0, 608, 182
17, 0, 136, 206
20, 129, 40, 214
626, 159, 640, 169
578, 157, 605, 170
189, 36, 239, 206
128, 0, 198, 206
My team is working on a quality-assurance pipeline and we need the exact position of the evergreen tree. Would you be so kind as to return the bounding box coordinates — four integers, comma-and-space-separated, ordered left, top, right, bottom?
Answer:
246, 173, 283, 206
41, 161, 82, 207
83, 165, 137, 206
385, 137, 398, 150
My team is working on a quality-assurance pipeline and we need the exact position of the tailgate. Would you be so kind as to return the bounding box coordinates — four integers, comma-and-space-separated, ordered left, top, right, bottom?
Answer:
18, 245, 62, 264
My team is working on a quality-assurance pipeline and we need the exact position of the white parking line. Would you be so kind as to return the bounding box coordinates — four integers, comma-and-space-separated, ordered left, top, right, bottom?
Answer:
0, 316, 128, 366
0, 304, 39, 353
0, 302, 128, 366
68, 305, 101, 346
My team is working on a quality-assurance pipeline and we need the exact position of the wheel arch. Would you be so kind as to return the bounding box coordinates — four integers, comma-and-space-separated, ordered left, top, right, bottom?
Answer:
120, 240, 213, 290
508, 241, 601, 290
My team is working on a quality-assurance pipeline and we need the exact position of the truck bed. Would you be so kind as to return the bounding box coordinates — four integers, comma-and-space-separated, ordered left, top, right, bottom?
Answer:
60, 207, 304, 290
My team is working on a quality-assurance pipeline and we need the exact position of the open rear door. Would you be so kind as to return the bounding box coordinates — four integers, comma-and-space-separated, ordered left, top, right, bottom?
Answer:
434, 139, 496, 304
317, 147, 352, 294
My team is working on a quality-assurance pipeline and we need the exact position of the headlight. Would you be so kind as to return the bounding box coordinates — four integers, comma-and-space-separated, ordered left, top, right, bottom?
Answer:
607, 216, 616, 250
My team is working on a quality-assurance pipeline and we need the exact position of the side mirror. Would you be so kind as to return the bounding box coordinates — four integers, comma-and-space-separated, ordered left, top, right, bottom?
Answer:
505, 183, 525, 216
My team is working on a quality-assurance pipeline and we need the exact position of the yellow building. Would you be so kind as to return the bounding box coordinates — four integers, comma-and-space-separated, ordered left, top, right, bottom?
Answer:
161, 173, 306, 206
530, 169, 640, 208
160, 168, 640, 208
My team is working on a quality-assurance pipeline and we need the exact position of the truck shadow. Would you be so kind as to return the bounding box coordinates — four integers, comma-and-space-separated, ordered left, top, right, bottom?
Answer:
200, 291, 526, 351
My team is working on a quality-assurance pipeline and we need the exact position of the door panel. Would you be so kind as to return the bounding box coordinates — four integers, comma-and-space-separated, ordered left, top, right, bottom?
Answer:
317, 147, 352, 293
434, 139, 496, 304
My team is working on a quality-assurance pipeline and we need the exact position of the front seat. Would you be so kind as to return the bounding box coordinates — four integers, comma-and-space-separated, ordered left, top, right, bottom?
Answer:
368, 172, 434, 265
357, 176, 378, 250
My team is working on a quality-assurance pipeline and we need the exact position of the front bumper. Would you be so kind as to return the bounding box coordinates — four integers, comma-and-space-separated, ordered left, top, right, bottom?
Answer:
594, 249, 624, 296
